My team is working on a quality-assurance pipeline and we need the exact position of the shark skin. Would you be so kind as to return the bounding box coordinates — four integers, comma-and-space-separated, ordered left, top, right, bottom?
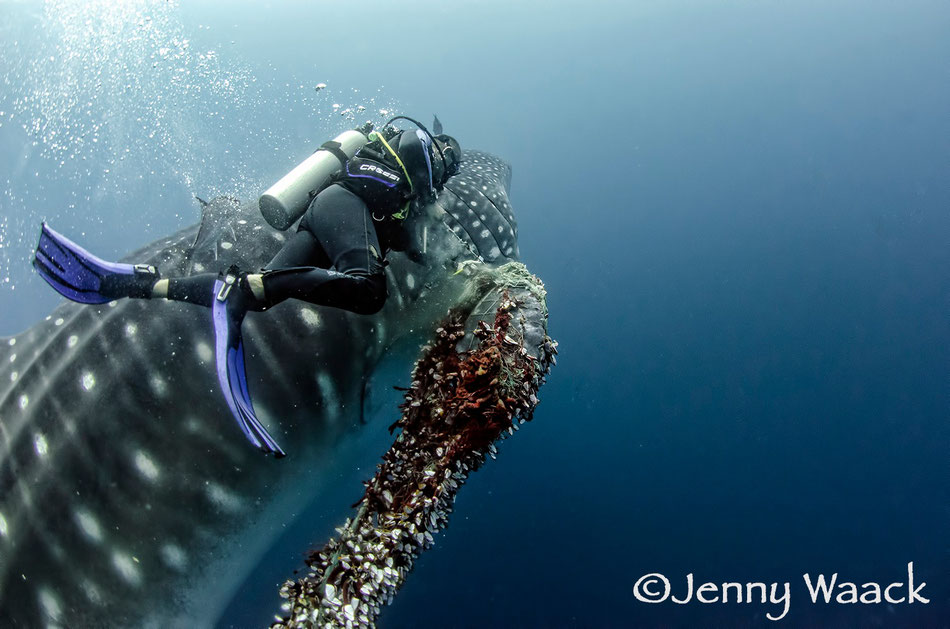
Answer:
0, 151, 517, 627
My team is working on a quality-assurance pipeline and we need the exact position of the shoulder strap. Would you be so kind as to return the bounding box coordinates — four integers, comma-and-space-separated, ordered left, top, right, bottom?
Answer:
368, 131, 415, 220
369, 132, 413, 194
319, 140, 350, 166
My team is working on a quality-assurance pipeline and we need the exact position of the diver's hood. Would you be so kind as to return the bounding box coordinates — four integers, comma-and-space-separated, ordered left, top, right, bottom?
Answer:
397, 130, 437, 200
434, 134, 461, 182
386, 115, 461, 198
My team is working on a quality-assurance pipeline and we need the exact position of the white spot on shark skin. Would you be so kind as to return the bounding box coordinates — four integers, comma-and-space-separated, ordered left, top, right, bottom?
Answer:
33, 432, 48, 458
134, 450, 160, 482
194, 262, 205, 272
8, 353, 15, 364
18, 394, 28, 410
220, 241, 233, 250
112, 552, 142, 586
0, 511, 8, 538
82, 580, 103, 605
75, 509, 103, 542
316, 372, 340, 423
9, 371, 17, 383
237, 219, 248, 225
161, 544, 188, 571
7, 338, 14, 346
81, 372, 96, 391
54, 318, 64, 326
205, 481, 243, 513
67, 335, 79, 348
183, 417, 204, 434
125, 323, 138, 338
299, 307, 321, 329
16, 480, 32, 508
272, 231, 286, 242
38, 588, 61, 621
195, 341, 213, 364
405, 274, 416, 290
150, 375, 168, 398
108, 300, 118, 308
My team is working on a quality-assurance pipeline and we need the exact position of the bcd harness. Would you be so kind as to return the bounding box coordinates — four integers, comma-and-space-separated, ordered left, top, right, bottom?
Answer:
317, 130, 417, 222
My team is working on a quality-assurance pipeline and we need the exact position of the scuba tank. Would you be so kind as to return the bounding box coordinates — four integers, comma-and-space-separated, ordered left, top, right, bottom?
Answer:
259, 126, 372, 230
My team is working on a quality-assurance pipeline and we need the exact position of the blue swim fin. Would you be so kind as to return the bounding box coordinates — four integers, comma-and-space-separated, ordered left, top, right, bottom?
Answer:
212, 275, 285, 458
32, 222, 158, 303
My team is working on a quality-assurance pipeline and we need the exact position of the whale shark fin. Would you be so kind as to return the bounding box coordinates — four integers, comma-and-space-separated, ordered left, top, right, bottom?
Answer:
212, 275, 286, 458
32, 222, 158, 304
432, 114, 443, 135
187, 196, 241, 270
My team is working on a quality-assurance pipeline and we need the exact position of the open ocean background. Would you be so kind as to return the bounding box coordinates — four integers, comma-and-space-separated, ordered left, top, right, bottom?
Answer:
1, 1, 947, 626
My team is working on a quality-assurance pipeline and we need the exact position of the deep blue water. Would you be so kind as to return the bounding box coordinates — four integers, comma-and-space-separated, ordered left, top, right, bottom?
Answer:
1, 1, 947, 627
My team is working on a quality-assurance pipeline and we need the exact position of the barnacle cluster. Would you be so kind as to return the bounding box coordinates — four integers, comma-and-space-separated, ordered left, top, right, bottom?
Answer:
271, 269, 555, 628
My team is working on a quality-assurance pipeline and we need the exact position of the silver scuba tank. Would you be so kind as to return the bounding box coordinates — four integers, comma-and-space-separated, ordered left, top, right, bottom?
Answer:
258, 128, 370, 230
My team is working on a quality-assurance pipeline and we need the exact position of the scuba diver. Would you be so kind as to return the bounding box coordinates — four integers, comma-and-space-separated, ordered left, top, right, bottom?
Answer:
32, 116, 462, 458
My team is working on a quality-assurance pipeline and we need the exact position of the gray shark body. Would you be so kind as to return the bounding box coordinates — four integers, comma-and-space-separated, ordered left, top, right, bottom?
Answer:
0, 151, 517, 627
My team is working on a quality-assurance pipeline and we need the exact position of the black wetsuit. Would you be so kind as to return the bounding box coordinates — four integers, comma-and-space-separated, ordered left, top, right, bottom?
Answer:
164, 133, 422, 315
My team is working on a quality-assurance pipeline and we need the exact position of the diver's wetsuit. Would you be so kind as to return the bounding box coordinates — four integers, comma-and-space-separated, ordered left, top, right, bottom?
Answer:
164, 184, 407, 314
161, 131, 424, 316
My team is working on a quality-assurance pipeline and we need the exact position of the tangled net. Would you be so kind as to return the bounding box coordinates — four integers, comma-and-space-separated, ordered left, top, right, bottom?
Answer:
272, 263, 555, 628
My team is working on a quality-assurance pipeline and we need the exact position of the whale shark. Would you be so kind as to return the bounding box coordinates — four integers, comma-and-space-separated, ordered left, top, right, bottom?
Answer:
0, 151, 519, 627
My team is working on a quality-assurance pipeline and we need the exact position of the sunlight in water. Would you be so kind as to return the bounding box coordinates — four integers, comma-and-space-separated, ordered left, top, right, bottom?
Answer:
7, 0, 254, 193
3, 0, 403, 198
